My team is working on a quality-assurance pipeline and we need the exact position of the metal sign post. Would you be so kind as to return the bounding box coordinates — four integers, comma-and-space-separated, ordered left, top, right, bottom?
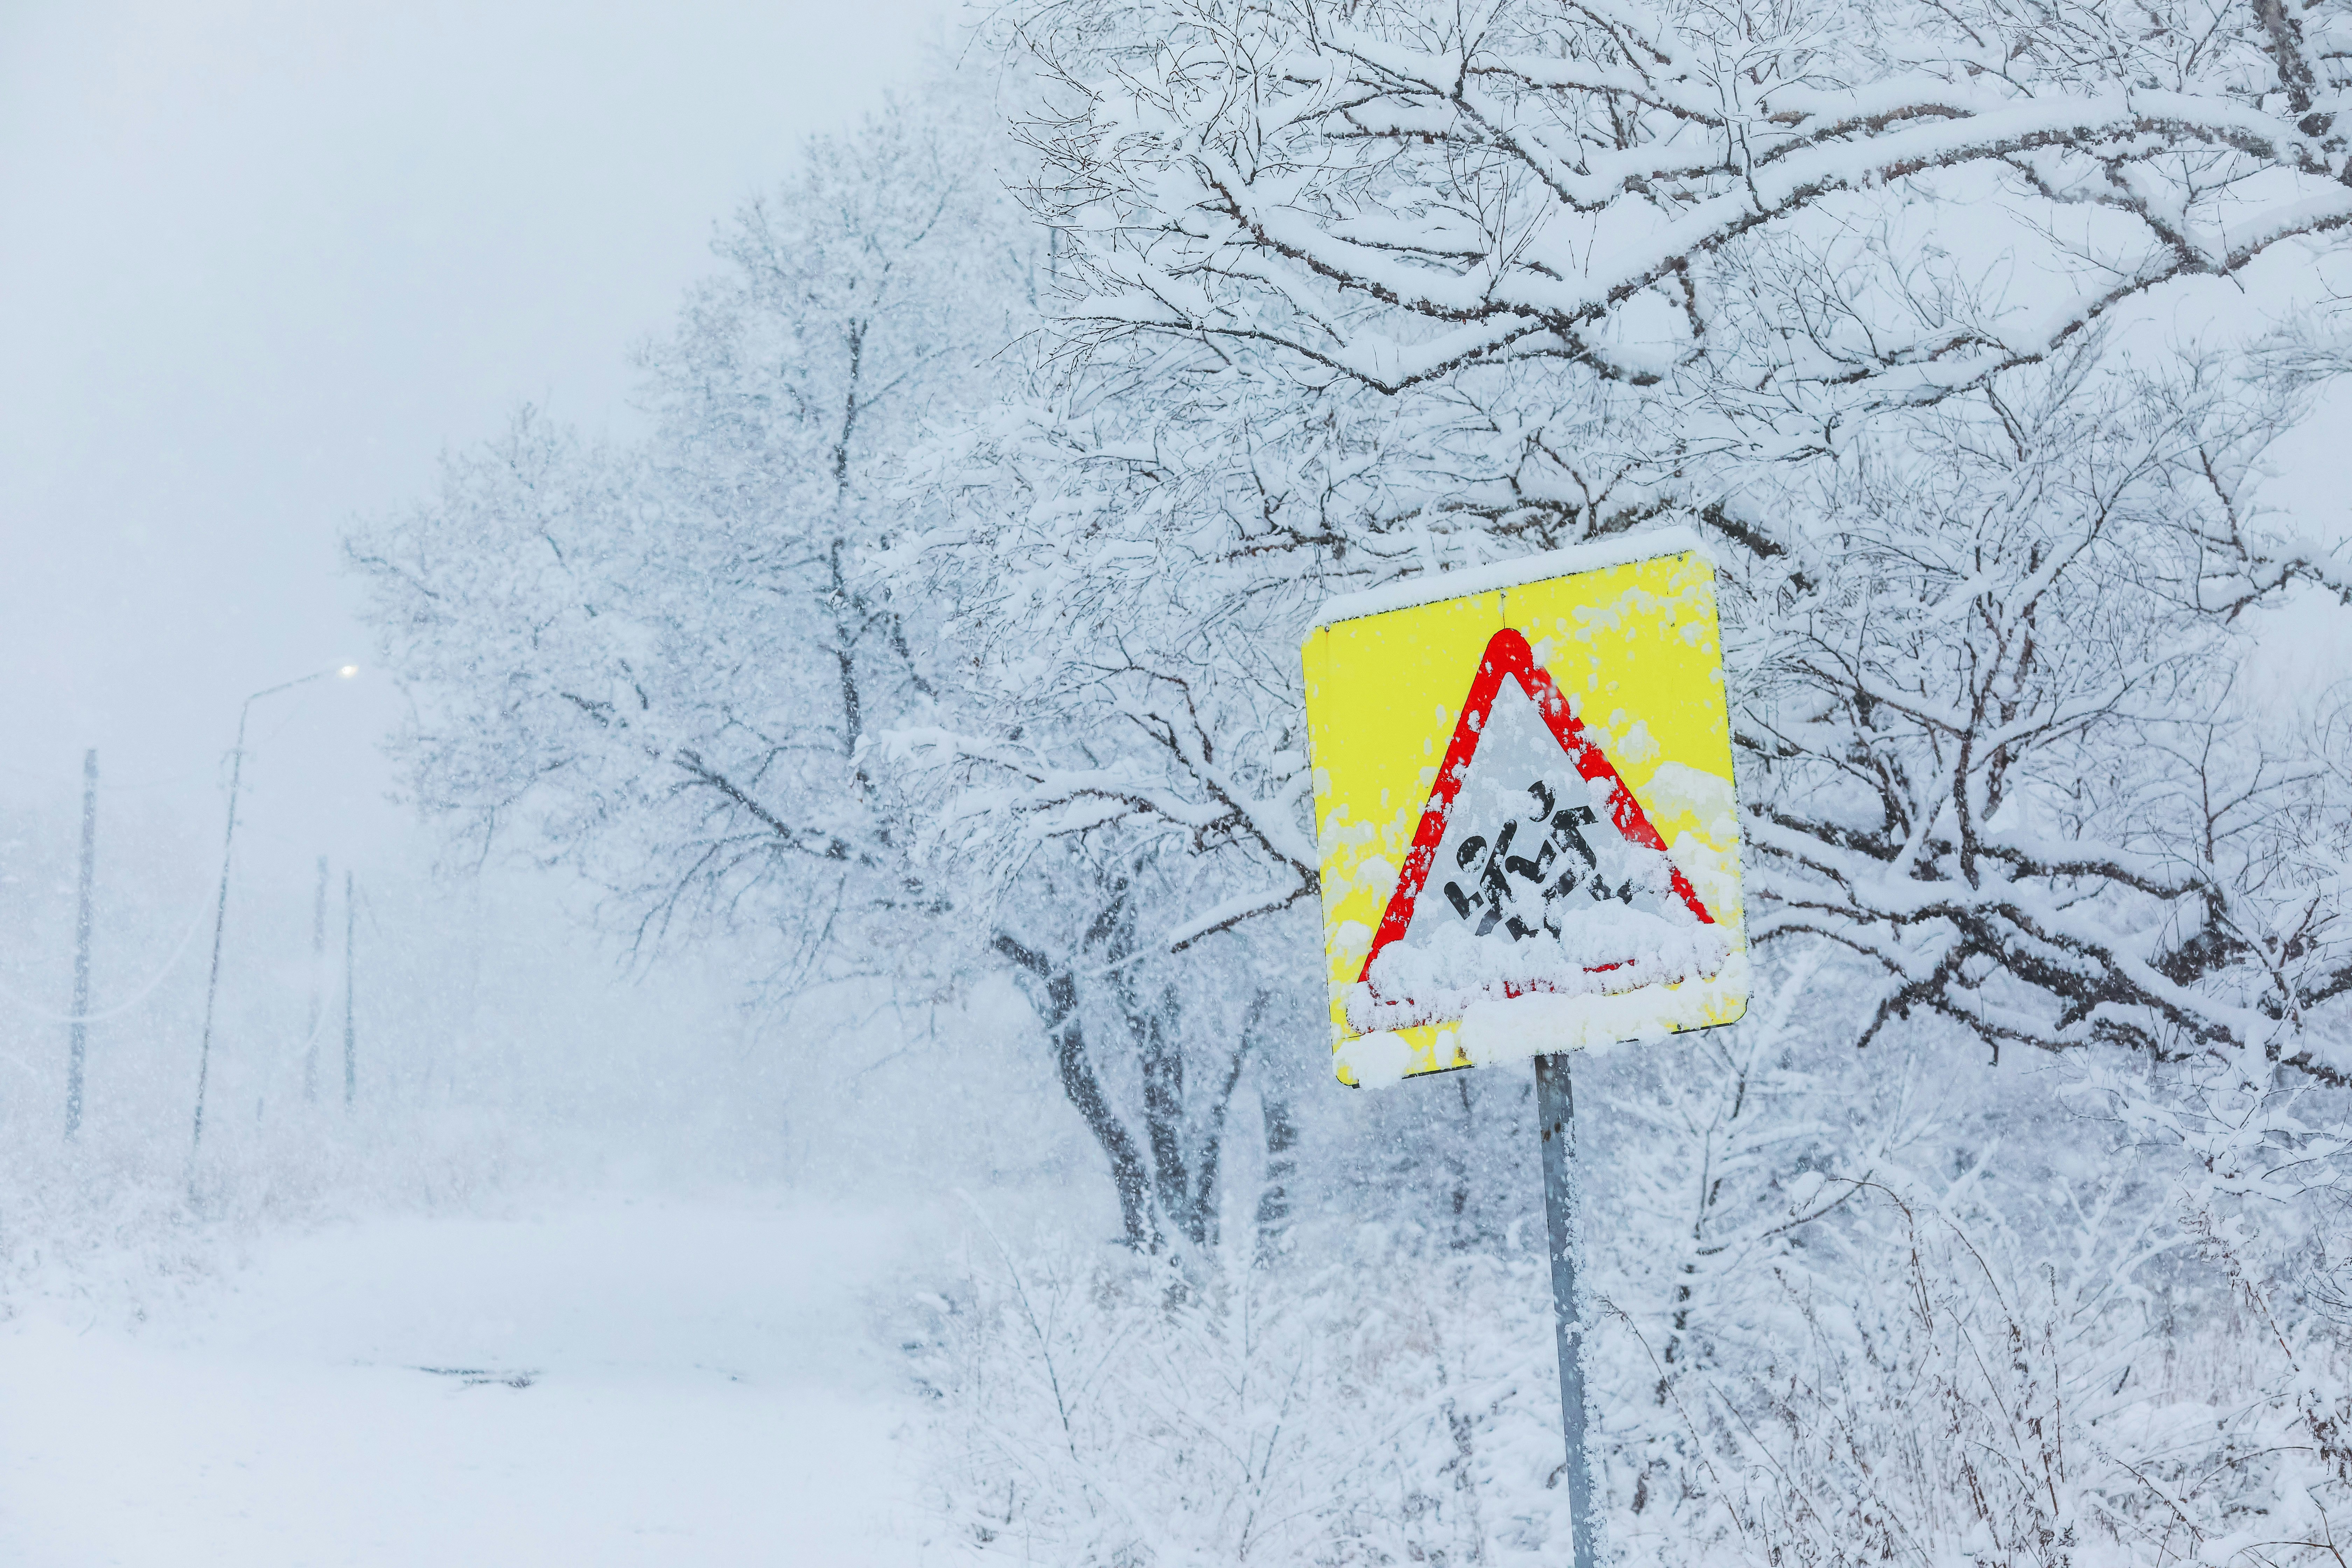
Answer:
1535, 1052, 1599, 1568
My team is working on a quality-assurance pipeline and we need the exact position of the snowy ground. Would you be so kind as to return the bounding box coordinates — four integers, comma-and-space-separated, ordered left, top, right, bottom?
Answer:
0, 1196, 930, 1566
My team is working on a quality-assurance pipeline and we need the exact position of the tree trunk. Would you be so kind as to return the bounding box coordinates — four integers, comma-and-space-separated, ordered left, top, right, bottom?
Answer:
994, 931, 1161, 1251
1140, 996, 1194, 1242
1254, 1091, 1298, 1267
1185, 994, 1263, 1251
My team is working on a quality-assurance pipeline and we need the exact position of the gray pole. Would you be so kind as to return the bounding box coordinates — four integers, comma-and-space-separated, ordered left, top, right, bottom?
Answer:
192, 667, 341, 1157
65, 749, 97, 1139
302, 855, 328, 1103
342, 870, 356, 1109
1534, 1052, 1601, 1568
191, 704, 253, 1155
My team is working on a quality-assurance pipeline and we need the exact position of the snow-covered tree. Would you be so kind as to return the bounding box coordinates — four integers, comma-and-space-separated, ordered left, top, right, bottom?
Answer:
1011, 0, 2352, 443
869, 9, 2352, 1546
349, 92, 1034, 980
900, 0, 2352, 1091
351, 85, 1306, 1257
326, 19, 2352, 1557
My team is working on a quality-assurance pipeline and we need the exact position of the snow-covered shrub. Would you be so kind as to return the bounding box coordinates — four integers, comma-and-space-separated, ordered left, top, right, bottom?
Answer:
1623, 1177, 2350, 1567
916, 987, 2352, 1566
911, 1221, 1573, 1566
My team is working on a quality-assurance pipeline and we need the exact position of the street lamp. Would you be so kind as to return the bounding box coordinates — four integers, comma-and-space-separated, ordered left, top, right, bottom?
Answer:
189, 663, 359, 1155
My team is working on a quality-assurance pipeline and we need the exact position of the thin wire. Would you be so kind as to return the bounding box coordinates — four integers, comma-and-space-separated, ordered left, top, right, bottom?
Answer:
0, 674, 349, 1025
0, 878, 214, 1025
278, 958, 343, 1069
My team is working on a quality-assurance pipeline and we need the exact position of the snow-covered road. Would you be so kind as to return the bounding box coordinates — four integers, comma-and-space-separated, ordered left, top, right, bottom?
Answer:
0, 1198, 929, 1565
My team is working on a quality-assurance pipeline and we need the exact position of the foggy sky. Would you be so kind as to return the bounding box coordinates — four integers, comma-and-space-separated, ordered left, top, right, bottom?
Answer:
0, 0, 950, 894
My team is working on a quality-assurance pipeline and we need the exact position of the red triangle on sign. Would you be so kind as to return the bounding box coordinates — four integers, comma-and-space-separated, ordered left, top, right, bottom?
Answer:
1357, 628, 1716, 1016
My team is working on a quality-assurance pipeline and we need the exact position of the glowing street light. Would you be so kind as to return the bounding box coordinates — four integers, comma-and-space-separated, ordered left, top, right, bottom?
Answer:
189, 663, 360, 1158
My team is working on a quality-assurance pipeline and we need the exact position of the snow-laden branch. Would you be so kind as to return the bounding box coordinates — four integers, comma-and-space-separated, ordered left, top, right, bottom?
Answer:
1022, 0, 2352, 429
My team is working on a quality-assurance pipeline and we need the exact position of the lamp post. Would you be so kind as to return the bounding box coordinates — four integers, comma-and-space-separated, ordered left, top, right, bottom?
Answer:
190, 663, 358, 1156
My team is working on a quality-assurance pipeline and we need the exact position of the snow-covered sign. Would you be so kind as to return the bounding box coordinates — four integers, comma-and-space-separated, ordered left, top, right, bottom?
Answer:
1302, 528, 1747, 1086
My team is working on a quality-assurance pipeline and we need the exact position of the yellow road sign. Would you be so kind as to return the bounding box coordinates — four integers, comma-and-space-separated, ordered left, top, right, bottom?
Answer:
1301, 528, 1747, 1086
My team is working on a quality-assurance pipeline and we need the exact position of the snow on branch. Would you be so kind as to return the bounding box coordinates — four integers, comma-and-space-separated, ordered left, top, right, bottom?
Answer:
1017, 0, 2352, 429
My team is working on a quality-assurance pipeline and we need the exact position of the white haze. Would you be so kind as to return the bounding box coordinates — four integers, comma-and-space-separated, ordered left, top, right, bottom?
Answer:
0, 0, 951, 853
0, 0, 958, 1157
0, 13, 981, 1552
7, 0, 2352, 1564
